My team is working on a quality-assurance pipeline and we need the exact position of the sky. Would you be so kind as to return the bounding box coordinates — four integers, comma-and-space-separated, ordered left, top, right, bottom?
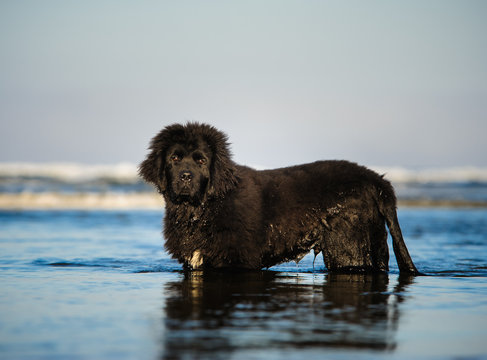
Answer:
1, 1, 486, 169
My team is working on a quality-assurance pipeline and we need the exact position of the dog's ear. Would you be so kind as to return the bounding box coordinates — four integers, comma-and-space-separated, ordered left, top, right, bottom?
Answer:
208, 149, 238, 197
139, 125, 185, 193
138, 149, 166, 193
201, 125, 238, 197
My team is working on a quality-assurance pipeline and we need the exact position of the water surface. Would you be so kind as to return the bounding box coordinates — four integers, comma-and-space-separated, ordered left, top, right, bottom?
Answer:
1, 209, 486, 359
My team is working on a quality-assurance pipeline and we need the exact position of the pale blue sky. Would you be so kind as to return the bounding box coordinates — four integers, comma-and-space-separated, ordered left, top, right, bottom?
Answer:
1, 1, 486, 168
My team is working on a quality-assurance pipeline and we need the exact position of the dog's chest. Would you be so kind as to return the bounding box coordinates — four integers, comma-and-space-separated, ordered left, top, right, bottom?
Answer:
168, 211, 208, 237
165, 205, 212, 247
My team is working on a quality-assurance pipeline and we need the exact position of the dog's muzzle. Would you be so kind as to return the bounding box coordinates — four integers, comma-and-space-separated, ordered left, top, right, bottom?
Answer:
179, 170, 193, 183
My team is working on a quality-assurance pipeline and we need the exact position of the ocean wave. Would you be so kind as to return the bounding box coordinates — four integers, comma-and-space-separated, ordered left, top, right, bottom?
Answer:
1, 163, 487, 208
32, 257, 182, 273
0, 162, 140, 183
370, 166, 487, 184
0, 162, 152, 194
2, 162, 487, 184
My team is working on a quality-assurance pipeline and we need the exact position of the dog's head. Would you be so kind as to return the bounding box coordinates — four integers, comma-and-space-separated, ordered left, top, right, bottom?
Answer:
139, 123, 237, 205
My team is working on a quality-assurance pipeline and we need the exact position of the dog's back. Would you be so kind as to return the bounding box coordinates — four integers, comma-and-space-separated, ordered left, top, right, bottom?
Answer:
242, 160, 418, 273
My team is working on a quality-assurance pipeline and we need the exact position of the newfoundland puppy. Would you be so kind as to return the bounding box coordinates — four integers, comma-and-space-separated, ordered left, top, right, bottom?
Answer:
139, 122, 419, 274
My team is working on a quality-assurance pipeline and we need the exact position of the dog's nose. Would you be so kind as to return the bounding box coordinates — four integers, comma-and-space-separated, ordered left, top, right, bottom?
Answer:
179, 171, 193, 182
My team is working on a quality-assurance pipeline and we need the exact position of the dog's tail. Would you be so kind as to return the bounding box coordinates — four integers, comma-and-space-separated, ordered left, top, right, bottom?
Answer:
385, 208, 419, 274
379, 186, 419, 275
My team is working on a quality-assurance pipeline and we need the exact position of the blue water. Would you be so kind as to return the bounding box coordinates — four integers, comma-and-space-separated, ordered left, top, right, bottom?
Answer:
1, 208, 487, 359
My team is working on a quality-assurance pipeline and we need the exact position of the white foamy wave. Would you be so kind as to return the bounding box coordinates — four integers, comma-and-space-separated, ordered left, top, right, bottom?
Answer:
371, 166, 487, 184
253, 163, 487, 184
0, 162, 140, 182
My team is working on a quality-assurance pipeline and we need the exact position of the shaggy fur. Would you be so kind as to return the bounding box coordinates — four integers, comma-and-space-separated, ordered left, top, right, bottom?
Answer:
139, 122, 419, 274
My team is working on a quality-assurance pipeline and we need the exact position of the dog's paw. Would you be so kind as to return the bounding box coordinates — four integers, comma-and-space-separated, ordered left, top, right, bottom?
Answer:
188, 250, 203, 270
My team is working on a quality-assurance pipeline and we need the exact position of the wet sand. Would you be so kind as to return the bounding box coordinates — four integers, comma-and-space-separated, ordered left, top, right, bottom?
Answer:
1, 192, 486, 210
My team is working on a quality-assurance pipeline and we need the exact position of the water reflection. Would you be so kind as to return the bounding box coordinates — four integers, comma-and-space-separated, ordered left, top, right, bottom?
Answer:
162, 272, 414, 359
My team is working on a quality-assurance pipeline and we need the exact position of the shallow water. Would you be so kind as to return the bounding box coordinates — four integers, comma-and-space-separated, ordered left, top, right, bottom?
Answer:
1, 209, 486, 359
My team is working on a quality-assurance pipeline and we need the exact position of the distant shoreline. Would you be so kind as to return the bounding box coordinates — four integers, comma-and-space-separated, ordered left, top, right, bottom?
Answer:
0, 192, 486, 210
0, 192, 164, 210
397, 199, 487, 208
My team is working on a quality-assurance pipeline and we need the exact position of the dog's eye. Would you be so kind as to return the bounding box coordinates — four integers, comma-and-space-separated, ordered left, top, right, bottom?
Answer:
196, 158, 207, 165
170, 155, 181, 162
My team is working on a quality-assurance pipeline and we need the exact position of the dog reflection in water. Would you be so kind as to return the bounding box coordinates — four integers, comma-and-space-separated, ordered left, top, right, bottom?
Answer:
161, 272, 414, 358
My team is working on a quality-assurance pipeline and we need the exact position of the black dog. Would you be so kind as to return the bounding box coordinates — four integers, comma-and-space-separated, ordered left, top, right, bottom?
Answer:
139, 122, 418, 274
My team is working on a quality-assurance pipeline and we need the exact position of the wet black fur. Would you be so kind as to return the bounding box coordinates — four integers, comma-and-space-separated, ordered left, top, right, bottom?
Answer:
139, 122, 419, 274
